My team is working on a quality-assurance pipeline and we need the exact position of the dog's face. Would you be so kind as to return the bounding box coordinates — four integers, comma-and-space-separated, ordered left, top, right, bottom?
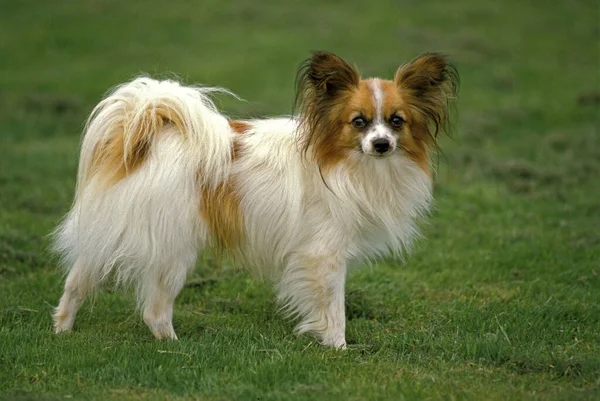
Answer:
296, 52, 459, 172
338, 78, 406, 158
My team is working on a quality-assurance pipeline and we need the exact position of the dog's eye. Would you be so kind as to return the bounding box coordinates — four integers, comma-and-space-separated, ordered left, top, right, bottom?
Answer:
390, 115, 404, 129
351, 116, 367, 129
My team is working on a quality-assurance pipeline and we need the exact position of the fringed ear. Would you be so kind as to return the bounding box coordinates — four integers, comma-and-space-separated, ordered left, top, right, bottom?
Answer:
295, 51, 360, 157
301, 51, 360, 96
395, 53, 459, 144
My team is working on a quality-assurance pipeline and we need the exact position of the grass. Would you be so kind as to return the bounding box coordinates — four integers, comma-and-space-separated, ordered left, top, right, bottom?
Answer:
1, 0, 599, 399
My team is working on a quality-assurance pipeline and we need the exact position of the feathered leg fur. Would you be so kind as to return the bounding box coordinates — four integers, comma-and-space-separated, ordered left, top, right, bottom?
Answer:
278, 253, 347, 348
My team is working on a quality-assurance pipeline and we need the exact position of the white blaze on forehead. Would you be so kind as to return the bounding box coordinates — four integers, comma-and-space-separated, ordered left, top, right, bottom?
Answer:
367, 79, 384, 122
361, 79, 397, 155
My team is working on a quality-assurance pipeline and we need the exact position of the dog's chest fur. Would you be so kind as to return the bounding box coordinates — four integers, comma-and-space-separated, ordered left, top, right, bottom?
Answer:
230, 119, 432, 274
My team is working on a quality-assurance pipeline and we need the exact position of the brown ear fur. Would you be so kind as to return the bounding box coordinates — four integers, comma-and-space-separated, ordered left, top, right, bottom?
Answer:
395, 53, 459, 146
295, 51, 360, 158
303, 51, 360, 96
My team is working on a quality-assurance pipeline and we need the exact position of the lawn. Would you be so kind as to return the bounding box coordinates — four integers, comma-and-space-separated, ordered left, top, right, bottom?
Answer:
1, 0, 599, 400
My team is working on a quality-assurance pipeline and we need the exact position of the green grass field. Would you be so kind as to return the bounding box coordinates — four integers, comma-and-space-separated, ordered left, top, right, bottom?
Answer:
1, 0, 599, 399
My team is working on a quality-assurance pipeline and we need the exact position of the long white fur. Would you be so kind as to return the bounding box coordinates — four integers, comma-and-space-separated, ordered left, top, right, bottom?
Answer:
53, 77, 432, 347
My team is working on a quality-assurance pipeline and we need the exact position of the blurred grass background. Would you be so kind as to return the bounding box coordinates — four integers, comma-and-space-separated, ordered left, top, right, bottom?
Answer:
0, 0, 599, 400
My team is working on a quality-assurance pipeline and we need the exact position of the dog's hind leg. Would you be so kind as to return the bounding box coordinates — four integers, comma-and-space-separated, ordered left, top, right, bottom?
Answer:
139, 250, 197, 340
54, 258, 95, 333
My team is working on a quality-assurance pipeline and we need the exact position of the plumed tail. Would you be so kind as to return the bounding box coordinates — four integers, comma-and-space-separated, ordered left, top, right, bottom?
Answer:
77, 76, 234, 193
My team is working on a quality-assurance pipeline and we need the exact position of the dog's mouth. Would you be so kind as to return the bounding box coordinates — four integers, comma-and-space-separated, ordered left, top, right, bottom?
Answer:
359, 148, 396, 158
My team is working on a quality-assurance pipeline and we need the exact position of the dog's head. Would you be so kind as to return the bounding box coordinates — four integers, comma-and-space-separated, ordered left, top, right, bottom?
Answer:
296, 51, 459, 173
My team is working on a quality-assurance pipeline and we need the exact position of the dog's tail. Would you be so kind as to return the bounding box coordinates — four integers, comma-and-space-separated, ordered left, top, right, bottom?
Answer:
76, 76, 234, 194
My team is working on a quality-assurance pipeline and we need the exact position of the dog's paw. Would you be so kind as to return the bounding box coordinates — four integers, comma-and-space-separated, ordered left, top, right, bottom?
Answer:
321, 333, 347, 349
53, 316, 73, 334
53, 308, 75, 334
144, 314, 178, 340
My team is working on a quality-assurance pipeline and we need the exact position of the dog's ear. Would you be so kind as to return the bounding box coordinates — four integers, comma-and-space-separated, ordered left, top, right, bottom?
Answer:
395, 53, 454, 94
394, 53, 459, 138
295, 52, 360, 160
304, 51, 360, 96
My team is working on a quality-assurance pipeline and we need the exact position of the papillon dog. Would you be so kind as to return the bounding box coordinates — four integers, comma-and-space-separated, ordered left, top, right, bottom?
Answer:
52, 52, 458, 348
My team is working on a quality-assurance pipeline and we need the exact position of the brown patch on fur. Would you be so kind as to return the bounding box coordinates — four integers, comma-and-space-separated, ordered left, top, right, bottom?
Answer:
88, 101, 191, 187
228, 120, 251, 160
88, 118, 153, 187
400, 128, 431, 175
200, 176, 243, 251
199, 122, 249, 250
377, 79, 431, 174
394, 53, 459, 149
89, 124, 132, 186
295, 51, 361, 170
229, 120, 251, 135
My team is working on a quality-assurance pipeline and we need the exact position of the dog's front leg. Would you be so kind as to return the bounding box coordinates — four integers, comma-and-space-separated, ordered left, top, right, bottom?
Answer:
278, 254, 347, 349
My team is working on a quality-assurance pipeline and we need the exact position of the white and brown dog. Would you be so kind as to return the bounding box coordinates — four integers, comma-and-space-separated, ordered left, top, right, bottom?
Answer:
52, 52, 458, 348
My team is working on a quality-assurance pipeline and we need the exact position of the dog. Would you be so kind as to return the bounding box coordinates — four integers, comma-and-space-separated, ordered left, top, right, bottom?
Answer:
52, 51, 458, 348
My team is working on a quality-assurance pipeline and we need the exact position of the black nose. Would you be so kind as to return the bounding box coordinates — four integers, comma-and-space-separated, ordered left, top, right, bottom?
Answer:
372, 138, 390, 153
